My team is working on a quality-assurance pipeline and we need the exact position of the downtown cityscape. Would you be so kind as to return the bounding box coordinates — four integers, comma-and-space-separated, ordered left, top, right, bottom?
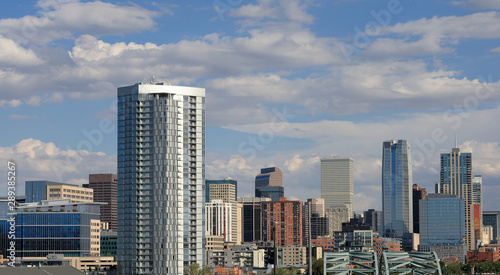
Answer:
1, 0, 500, 275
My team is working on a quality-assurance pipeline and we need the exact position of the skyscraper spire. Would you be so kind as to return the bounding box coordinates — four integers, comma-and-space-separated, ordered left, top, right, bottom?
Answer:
455, 133, 457, 148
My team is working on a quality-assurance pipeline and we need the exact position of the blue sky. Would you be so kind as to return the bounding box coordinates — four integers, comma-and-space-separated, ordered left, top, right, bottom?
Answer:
1, 0, 500, 212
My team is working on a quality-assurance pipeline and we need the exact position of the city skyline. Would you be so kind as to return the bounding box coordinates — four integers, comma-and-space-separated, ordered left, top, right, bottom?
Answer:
1, 0, 500, 212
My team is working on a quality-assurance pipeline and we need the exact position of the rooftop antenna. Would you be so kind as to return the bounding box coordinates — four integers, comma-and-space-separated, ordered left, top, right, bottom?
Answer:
455, 133, 457, 148
150, 74, 155, 84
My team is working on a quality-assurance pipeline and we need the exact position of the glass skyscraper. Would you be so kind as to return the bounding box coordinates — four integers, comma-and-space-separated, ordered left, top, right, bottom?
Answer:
419, 194, 466, 261
382, 139, 413, 238
117, 82, 205, 275
320, 158, 354, 211
440, 146, 475, 251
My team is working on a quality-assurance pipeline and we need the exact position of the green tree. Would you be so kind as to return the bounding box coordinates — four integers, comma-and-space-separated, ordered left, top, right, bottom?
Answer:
275, 266, 300, 275
443, 261, 463, 275
184, 263, 210, 275
312, 258, 324, 275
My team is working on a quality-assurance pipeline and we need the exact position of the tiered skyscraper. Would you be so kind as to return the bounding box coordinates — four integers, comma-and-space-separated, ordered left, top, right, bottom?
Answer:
117, 82, 205, 274
382, 140, 413, 238
255, 167, 284, 201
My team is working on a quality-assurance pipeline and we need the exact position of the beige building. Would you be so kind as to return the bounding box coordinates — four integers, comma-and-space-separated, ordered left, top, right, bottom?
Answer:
280, 246, 307, 265
47, 184, 93, 202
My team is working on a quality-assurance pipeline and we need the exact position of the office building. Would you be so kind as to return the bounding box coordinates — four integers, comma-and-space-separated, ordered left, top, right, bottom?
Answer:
117, 82, 205, 274
261, 198, 303, 246
206, 200, 236, 243
412, 184, 427, 234
320, 158, 353, 212
255, 167, 284, 201
83, 174, 117, 231
334, 230, 374, 252
325, 207, 351, 234
483, 211, 500, 241
206, 178, 241, 244
382, 139, 413, 238
363, 209, 383, 234
419, 194, 466, 261
206, 178, 237, 203
303, 198, 327, 246
101, 230, 117, 257
238, 197, 271, 243
440, 145, 476, 251
25, 180, 80, 203
14, 199, 103, 257
46, 184, 93, 202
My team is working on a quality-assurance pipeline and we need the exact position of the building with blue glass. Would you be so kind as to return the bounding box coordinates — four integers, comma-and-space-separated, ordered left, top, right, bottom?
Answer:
255, 167, 284, 201
117, 82, 205, 275
440, 146, 475, 251
382, 139, 413, 238
9, 199, 103, 258
419, 194, 466, 261
483, 211, 500, 241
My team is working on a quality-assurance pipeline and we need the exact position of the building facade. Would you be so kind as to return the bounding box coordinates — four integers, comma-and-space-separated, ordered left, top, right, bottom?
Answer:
14, 199, 102, 257
382, 139, 413, 238
25, 181, 80, 203
419, 194, 466, 262
483, 211, 500, 241
206, 178, 241, 244
440, 146, 475, 251
117, 82, 205, 274
412, 184, 427, 234
320, 158, 354, 212
206, 200, 235, 243
255, 167, 284, 201
84, 174, 117, 231
261, 198, 303, 246
239, 197, 270, 243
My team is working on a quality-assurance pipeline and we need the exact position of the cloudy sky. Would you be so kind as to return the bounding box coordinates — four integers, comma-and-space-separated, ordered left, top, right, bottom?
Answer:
1, 0, 499, 212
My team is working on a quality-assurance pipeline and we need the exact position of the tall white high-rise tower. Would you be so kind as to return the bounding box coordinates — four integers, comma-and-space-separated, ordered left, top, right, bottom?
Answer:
117, 82, 205, 275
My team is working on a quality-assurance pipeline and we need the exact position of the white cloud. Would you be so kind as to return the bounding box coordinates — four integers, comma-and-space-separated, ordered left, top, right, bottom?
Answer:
0, 138, 116, 195
0, 0, 159, 45
0, 36, 44, 66
230, 0, 314, 24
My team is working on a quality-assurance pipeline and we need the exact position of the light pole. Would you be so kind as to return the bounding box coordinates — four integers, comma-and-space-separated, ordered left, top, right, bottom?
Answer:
273, 221, 278, 275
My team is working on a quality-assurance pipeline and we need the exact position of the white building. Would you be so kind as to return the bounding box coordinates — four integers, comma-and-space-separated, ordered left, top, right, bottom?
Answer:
206, 200, 235, 242
117, 82, 205, 275
320, 158, 353, 215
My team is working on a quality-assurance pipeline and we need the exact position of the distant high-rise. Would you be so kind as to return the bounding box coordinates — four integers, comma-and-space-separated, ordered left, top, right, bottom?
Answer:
320, 158, 354, 212
238, 197, 271, 243
440, 145, 475, 251
117, 82, 205, 275
84, 174, 118, 231
25, 180, 79, 203
206, 200, 234, 242
303, 198, 327, 246
419, 194, 466, 261
412, 184, 427, 234
382, 139, 413, 238
261, 198, 303, 246
363, 209, 383, 234
255, 167, 284, 201
205, 178, 241, 244
206, 178, 237, 203
483, 211, 500, 240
